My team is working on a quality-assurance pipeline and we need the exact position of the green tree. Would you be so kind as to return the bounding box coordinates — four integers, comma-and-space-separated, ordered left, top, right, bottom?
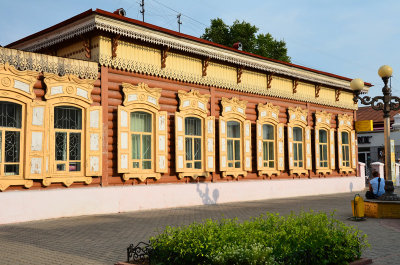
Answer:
202, 18, 291, 63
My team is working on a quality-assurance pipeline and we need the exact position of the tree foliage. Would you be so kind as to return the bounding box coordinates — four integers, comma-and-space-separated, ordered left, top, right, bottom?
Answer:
202, 18, 291, 63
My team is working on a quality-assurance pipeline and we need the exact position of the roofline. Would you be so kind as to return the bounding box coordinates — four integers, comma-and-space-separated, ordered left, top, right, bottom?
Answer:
6, 8, 373, 87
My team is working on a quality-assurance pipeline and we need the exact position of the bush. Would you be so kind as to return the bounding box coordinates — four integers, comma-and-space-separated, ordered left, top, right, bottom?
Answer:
148, 211, 368, 265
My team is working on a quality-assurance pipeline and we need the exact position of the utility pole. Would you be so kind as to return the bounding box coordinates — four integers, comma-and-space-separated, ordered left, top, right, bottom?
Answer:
177, 13, 182, 32
140, 0, 145, 22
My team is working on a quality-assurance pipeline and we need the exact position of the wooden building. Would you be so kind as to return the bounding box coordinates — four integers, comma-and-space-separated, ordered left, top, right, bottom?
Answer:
0, 9, 371, 223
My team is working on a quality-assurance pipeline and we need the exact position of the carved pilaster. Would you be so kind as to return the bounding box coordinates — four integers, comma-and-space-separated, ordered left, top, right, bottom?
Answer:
293, 79, 299, 94
202, 57, 210, 77
112, 35, 120, 58
315, 84, 321, 98
161, 47, 170, 69
237, 66, 243, 84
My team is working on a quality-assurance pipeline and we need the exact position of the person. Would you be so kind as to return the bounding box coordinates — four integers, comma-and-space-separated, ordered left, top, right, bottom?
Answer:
365, 171, 385, 199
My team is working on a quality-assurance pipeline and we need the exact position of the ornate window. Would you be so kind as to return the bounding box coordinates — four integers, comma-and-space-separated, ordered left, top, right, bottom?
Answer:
256, 103, 284, 177
118, 83, 167, 182
337, 114, 356, 173
287, 107, 311, 176
175, 90, 215, 179
44, 73, 102, 187
314, 111, 335, 174
219, 97, 251, 178
0, 63, 37, 191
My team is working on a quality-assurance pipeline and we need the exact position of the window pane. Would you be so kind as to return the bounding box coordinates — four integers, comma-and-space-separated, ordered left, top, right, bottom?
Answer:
4, 164, 19, 175
54, 106, 82, 129
294, 143, 298, 160
56, 164, 65, 171
227, 140, 233, 160
268, 142, 274, 160
227, 121, 240, 138
234, 140, 240, 160
298, 143, 303, 160
133, 162, 139, 168
142, 135, 151, 160
323, 146, 328, 160
55, 132, 67, 161
130, 112, 152, 132
0, 131, 2, 162
263, 142, 268, 160
187, 163, 192, 168
185, 117, 201, 136
293, 127, 302, 141
0, 102, 22, 128
263, 124, 274, 140
69, 162, 81, 171
194, 138, 201, 160
69, 133, 81, 161
319, 130, 327, 143
194, 161, 202, 169
269, 161, 274, 168
319, 145, 324, 161
143, 161, 151, 169
342, 132, 349, 144
235, 162, 241, 168
4, 131, 20, 163
185, 137, 193, 161
131, 134, 140, 159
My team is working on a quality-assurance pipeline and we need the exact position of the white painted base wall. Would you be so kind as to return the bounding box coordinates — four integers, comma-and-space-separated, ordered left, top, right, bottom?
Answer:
0, 177, 365, 224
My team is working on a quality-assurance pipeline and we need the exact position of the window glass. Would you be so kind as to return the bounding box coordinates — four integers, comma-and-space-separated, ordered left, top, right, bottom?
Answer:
263, 124, 274, 140
293, 127, 302, 141
319, 130, 328, 168
185, 117, 202, 170
0, 102, 22, 176
130, 111, 152, 170
342, 132, 349, 144
342, 131, 350, 167
227, 121, 240, 138
293, 126, 303, 168
54, 106, 82, 172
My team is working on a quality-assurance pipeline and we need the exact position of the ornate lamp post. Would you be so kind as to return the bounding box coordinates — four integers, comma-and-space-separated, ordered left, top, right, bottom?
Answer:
352, 65, 400, 200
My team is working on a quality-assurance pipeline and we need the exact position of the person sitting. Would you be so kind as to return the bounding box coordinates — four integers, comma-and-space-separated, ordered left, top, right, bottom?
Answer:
365, 171, 385, 199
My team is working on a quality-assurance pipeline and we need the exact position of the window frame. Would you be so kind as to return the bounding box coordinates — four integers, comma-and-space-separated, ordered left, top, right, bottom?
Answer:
287, 106, 311, 176
118, 82, 167, 182
175, 89, 214, 180
337, 114, 356, 173
256, 103, 284, 177
219, 97, 251, 179
314, 111, 334, 175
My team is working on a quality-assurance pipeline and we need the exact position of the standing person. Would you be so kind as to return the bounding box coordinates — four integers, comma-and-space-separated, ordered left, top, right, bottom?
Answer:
366, 171, 385, 199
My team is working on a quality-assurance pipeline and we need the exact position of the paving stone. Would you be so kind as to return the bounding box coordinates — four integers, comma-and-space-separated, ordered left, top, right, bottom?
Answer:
0, 192, 398, 264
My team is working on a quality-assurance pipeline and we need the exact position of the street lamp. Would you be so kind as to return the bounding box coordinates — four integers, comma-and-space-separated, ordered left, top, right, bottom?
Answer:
352, 65, 400, 200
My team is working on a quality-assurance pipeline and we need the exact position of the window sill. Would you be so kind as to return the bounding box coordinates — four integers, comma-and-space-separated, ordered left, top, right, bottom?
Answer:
42, 176, 92, 187
122, 173, 161, 182
258, 169, 280, 177
178, 172, 209, 180
222, 170, 247, 178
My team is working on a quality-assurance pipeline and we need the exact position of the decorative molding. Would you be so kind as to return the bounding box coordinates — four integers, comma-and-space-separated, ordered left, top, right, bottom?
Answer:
267, 73, 274, 89
221, 97, 248, 119
10, 14, 357, 92
288, 106, 308, 125
0, 63, 38, 101
83, 38, 91, 59
44, 73, 94, 105
315, 84, 321, 98
112, 35, 120, 58
161, 46, 169, 69
202, 57, 209, 77
237, 66, 243, 84
335, 89, 341, 101
122, 82, 161, 110
293, 79, 299, 94
257, 102, 280, 123
0, 47, 98, 80
178, 89, 210, 114
315, 111, 332, 127
338, 113, 353, 129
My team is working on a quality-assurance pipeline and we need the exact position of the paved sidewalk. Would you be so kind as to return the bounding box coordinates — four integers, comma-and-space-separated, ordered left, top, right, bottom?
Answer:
0, 192, 399, 264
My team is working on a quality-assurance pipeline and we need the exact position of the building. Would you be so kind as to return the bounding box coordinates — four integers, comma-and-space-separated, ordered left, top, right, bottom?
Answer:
357, 106, 400, 177
0, 9, 372, 224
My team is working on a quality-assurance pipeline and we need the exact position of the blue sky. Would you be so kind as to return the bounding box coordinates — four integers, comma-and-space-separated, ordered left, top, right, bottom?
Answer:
2, 0, 400, 101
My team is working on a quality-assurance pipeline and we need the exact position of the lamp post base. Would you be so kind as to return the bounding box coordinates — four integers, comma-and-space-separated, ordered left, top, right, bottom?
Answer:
379, 181, 400, 201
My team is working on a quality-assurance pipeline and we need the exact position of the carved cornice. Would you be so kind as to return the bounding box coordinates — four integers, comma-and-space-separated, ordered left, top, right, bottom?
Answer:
122, 82, 161, 110
0, 63, 37, 100
338, 113, 353, 129
221, 97, 247, 119
44, 73, 94, 104
257, 103, 280, 123
315, 111, 332, 128
288, 106, 308, 125
0, 47, 98, 80
178, 89, 210, 115
10, 14, 356, 92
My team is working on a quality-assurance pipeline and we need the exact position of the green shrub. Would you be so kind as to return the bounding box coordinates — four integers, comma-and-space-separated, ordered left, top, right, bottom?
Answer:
148, 211, 368, 265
